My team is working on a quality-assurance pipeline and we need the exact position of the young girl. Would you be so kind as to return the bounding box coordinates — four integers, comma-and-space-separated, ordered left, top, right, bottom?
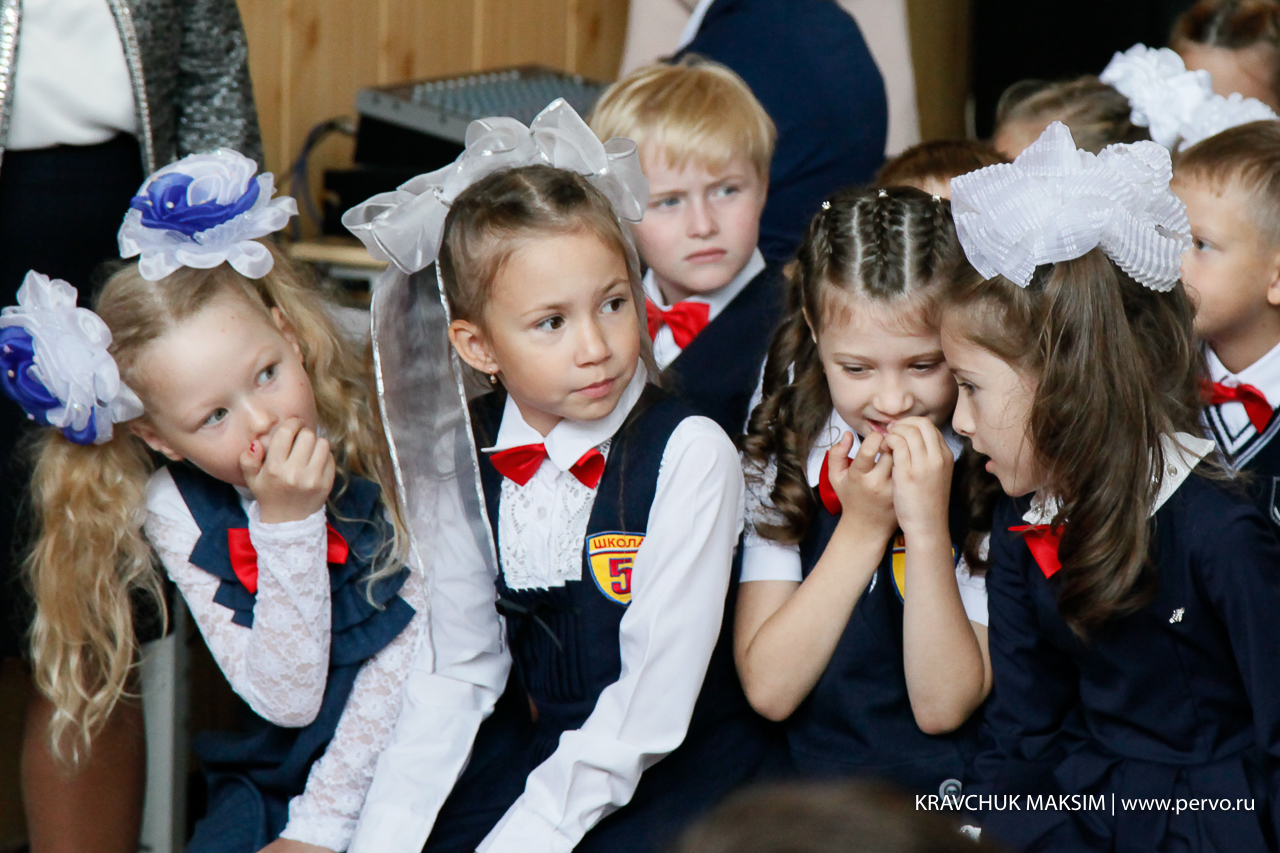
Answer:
345, 100, 771, 853
736, 185, 991, 797
946, 121, 1280, 851
6, 150, 427, 853
993, 76, 1150, 159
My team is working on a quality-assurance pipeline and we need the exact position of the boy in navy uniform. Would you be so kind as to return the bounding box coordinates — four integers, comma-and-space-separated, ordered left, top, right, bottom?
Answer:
590, 58, 785, 437
1174, 120, 1280, 530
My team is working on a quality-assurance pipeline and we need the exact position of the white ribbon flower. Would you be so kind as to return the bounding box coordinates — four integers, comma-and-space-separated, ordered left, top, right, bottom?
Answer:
0, 272, 143, 444
1099, 42, 1279, 150
343, 98, 649, 274
1100, 44, 1214, 149
118, 149, 298, 281
1179, 91, 1279, 150
949, 122, 1191, 291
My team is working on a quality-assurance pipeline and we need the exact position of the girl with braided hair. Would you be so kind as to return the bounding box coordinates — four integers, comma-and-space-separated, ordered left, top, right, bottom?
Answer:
736, 185, 992, 797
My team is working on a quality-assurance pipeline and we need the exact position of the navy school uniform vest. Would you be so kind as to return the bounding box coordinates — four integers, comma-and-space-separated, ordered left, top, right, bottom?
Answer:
661, 263, 786, 437
168, 464, 415, 853
422, 386, 774, 853
1213, 407, 1280, 533
783, 472, 982, 798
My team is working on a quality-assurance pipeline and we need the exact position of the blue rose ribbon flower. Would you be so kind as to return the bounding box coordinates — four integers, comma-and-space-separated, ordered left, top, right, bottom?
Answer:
0, 272, 144, 445
118, 149, 297, 282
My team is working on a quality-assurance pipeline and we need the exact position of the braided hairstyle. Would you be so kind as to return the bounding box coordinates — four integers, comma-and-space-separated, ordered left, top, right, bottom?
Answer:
744, 186, 970, 545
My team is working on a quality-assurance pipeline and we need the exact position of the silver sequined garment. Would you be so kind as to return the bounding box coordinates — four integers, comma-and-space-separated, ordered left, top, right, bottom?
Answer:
0, 0, 262, 173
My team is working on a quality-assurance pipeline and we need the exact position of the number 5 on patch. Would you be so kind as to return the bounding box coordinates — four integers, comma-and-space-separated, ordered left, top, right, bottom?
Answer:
587, 532, 644, 605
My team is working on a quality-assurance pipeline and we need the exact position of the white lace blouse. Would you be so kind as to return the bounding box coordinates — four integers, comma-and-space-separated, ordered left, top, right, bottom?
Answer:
144, 467, 428, 851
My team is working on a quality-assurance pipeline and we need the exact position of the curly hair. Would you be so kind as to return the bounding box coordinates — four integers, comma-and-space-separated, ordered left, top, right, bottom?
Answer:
26, 242, 404, 761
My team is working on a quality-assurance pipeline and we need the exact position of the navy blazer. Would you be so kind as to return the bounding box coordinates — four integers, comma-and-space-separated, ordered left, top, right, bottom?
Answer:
679, 0, 888, 263
975, 474, 1280, 852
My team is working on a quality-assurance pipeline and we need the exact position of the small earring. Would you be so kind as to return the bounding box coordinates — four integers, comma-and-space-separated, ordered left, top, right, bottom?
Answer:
488, 373, 498, 386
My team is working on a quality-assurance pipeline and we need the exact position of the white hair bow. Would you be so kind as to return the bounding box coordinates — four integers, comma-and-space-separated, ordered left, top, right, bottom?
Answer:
1100, 43, 1278, 151
343, 98, 649, 274
949, 122, 1191, 291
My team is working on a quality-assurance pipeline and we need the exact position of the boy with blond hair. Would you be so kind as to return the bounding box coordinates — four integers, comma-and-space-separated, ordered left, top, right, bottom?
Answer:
591, 58, 784, 436
1174, 119, 1280, 530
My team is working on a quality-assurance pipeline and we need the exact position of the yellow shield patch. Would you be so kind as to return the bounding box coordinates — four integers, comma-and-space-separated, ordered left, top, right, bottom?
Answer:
587, 532, 643, 606
888, 533, 957, 602
890, 533, 907, 602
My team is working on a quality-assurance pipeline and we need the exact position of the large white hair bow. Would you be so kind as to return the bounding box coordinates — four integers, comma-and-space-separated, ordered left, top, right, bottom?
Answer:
342, 98, 649, 274
949, 122, 1192, 291
0, 272, 143, 444
118, 149, 297, 281
1100, 43, 1278, 150
1100, 44, 1213, 149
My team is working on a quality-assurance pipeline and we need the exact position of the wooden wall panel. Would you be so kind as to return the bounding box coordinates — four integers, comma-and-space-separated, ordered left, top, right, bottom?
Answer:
380, 0, 478, 83
479, 0, 572, 69
574, 0, 630, 80
239, 0, 287, 173
906, 0, 973, 141
237, 0, 631, 231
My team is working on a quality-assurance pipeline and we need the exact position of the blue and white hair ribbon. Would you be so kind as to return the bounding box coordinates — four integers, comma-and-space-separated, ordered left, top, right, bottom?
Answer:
0, 272, 143, 444
118, 149, 297, 281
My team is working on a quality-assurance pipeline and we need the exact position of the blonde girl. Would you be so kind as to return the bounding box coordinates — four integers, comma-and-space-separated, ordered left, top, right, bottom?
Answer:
8, 151, 426, 853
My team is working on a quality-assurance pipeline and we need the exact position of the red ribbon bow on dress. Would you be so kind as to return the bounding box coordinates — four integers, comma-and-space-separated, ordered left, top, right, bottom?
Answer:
645, 299, 710, 350
1007, 524, 1063, 579
1203, 379, 1273, 433
817, 453, 844, 515
490, 444, 606, 489
227, 524, 350, 594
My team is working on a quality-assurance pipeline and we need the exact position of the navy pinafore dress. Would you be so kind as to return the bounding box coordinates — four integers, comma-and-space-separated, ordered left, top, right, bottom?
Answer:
660, 263, 786, 438
169, 464, 415, 853
779, 474, 982, 797
423, 387, 774, 853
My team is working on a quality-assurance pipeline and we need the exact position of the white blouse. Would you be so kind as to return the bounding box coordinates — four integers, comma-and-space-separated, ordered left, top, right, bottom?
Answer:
740, 408, 988, 625
8, 0, 138, 150
144, 468, 429, 851
350, 366, 746, 853
643, 248, 766, 370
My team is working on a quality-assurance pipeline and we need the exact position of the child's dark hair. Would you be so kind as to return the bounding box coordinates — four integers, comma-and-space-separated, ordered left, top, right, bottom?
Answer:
876, 139, 1009, 192
1172, 0, 1280, 100
743, 186, 963, 546
943, 251, 1204, 636
671, 780, 1008, 853
437, 163, 655, 374
1174, 119, 1280, 244
996, 77, 1152, 154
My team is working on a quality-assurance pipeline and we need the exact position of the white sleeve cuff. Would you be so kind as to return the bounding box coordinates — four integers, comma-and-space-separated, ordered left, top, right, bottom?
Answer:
955, 556, 988, 627
279, 813, 355, 852
740, 537, 803, 583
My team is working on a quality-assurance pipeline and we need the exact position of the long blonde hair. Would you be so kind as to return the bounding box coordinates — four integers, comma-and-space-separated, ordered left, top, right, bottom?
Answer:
27, 242, 402, 761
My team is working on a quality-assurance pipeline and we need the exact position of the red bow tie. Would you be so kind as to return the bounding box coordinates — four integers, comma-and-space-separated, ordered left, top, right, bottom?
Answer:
490, 444, 605, 489
1008, 524, 1062, 578
645, 299, 710, 350
817, 452, 844, 515
227, 524, 350, 594
1204, 379, 1274, 433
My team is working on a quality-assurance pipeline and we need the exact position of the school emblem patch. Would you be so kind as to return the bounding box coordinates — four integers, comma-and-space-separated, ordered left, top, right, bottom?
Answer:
887, 533, 957, 602
890, 533, 907, 601
587, 532, 643, 605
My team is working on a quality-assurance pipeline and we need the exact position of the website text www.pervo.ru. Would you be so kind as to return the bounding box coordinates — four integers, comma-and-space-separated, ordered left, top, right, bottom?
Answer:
917, 794, 1256, 816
